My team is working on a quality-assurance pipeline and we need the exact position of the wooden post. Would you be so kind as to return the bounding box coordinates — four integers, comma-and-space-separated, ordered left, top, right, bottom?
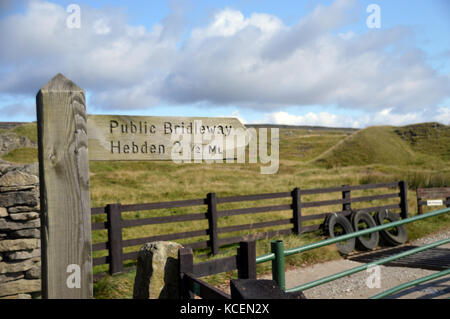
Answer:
416, 189, 423, 215
207, 192, 219, 255
178, 248, 195, 299
399, 180, 408, 219
106, 203, 123, 275
342, 185, 351, 213
292, 187, 302, 234
237, 241, 257, 280
36, 73, 93, 298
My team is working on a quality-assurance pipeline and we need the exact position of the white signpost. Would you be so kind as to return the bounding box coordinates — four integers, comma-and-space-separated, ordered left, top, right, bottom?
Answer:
426, 200, 444, 206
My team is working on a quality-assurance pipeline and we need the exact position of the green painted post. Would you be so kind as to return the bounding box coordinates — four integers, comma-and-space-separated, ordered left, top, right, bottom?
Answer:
271, 240, 286, 291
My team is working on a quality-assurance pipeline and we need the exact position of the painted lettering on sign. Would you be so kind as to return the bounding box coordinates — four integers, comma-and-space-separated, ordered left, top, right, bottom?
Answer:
87, 115, 248, 161
426, 200, 443, 206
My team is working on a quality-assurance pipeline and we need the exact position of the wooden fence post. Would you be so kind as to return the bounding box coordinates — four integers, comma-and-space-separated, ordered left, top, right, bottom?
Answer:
106, 203, 123, 275
36, 73, 93, 298
342, 185, 351, 213
207, 192, 219, 255
416, 189, 423, 215
399, 180, 408, 219
178, 248, 194, 299
292, 187, 302, 234
237, 241, 257, 280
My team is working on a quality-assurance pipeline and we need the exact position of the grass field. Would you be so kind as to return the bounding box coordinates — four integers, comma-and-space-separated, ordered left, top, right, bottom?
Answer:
1, 121, 449, 298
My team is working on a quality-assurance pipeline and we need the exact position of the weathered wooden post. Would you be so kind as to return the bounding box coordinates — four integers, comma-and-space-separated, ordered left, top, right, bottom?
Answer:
292, 187, 302, 235
178, 248, 195, 299
399, 180, 408, 219
36, 73, 93, 298
342, 184, 351, 213
106, 203, 123, 275
237, 240, 257, 279
207, 192, 219, 255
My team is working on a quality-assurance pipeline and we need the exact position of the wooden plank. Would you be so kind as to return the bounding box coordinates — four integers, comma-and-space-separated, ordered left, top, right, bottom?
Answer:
350, 193, 399, 203
87, 115, 247, 161
178, 248, 195, 299
193, 255, 238, 277
92, 242, 108, 251
184, 241, 209, 250
37, 73, 93, 299
302, 210, 352, 221
237, 241, 257, 280
121, 212, 207, 228
122, 229, 208, 247
342, 184, 351, 212
207, 193, 219, 255
300, 210, 352, 222
300, 185, 347, 195
399, 180, 408, 219
106, 204, 123, 275
184, 274, 231, 299
91, 221, 107, 230
417, 187, 450, 198
218, 228, 292, 246
301, 198, 344, 208
120, 198, 207, 211
92, 256, 109, 266
217, 219, 292, 234
91, 207, 106, 215
292, 188, 302, 235
122, 251, 139, 261
355, 203, 400, 213
217, 192, 291, 204
218, 204, 291, 217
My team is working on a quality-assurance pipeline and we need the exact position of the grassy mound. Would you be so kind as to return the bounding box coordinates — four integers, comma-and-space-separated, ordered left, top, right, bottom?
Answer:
394, 122, 450, 161
314, 123, 448, 168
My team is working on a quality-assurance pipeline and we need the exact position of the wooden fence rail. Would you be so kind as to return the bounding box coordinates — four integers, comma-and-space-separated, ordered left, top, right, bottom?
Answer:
91, 181, 407, 278
416, 187, 450, 215
178, 241, 257, 299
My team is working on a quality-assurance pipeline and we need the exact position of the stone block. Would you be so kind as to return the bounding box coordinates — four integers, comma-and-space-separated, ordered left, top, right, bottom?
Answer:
0, 279, 41, 297
133, 241, 183, 299
8, 212, 39, 221
0, 238, 40, 252
0, 258, 40, 274
0, 218, 40, 231
0, 190, 38, 208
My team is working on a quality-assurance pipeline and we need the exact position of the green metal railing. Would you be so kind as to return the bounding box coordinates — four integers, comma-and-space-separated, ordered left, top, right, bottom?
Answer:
255, 207, 450, 298
287, 237, 450, 293
370, 268, 450, 299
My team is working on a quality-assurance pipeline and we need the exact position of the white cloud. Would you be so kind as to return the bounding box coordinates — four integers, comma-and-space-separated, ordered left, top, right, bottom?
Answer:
191, 9, 284, 40
434, 107, 450, 124
0, 0, 448, 121
263, 108, 438, 128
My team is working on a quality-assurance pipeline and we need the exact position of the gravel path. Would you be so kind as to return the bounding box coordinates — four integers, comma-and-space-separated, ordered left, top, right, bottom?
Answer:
258, 230, 450, 299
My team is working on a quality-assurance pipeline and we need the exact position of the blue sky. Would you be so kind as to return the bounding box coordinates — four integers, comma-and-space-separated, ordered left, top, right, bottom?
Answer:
0, 0, 449, 127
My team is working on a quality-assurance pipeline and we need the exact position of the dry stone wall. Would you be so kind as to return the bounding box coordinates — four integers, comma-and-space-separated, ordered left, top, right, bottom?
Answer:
0, 162, 41, 299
